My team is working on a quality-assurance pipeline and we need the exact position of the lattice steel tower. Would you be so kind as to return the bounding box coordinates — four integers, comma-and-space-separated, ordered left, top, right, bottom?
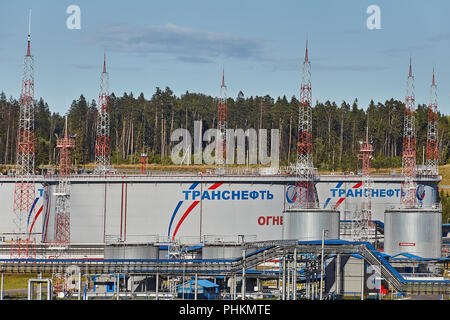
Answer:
54, 117, 75, 244
353, 125, 374, 241
294, 40, 315, 208
11, 11, 36, 258
216, 69, 227, 174
401, 58, 417, 209
95, 54, 111, 173
426, 69, 439, 176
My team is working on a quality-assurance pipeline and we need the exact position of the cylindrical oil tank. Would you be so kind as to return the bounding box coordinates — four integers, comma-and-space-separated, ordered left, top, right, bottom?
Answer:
384, 208, 442, 258
202, 244, 255, 260
283, 208, 340, 241
104, 243, 159, 259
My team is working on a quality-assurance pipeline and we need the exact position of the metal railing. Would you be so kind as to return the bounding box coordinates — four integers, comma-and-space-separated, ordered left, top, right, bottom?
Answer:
1, 240, 450, 295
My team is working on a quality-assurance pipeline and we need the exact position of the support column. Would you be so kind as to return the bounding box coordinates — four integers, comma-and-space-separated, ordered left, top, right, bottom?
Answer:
28, 280, 34, 300
233, 274, 237, 300
281, 256, 286, 300
311, 261, 314, 299
305, 258, 309, 299
361, 258, 364, 300
78, 272, 82, 300
194, 273, 198, 300
379, 259, 382, 300
117, 274, 120, 300
242, 247, 246, 300
38, 273, 42, 300
287, 260, 290, 300
309, 258, 312, 300
312, 271, 316, 300
229, 276, 233, 300
336, 254, 341, 296
155, 273, 159, 300
257, 278, 261, 296
277, 263, 280, 295
47, 279, 53, 300
293, 249, 297, 300
1, 272, 3, 300
145, 276, 148, 299
182, 273, 185, 300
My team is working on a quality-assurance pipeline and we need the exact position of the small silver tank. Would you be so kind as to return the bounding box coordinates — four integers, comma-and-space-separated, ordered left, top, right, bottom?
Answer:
282, 208, 340, 240
104, 243, 159, 259
384, 208, 442, 259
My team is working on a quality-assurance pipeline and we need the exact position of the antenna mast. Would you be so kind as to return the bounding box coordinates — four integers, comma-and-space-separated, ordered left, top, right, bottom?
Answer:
294, 40, 315, 208
54, 117, 75, 244
11, 10, 36, 258
95, 53, 111, 173
426, 69, 439, 175
401, 58, 417, 208
216, 68, 227, 174
353, 120, 374, 241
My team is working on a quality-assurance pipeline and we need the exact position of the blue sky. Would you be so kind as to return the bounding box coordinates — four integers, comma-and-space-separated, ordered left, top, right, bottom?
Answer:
1, 0, 449, 115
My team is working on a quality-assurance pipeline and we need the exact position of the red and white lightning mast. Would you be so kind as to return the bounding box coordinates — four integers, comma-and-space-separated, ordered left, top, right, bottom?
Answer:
283, 39, 338, 243
426, 69, 439, 176
216, 69, 227, 174
95, 53, 111, 173
11, 10, 36, 258
353, 125, 374, 241
295, 40, 315, 208
401, 58, 417, 208
54, 117, 75, 244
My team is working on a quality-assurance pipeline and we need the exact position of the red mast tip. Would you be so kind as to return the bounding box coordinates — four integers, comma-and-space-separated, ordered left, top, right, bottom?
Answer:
103, 52, 107, 73
432, 68, 435, 86
305, 39, 309, 62
409, 57, 412, 77
26, 10, 31, 56
221, 68, 225, 87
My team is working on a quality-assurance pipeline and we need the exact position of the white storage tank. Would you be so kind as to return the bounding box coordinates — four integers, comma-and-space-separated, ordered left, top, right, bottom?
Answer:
104, 243, 159, 259
384, 208, 442, 259
282, 208, 340, 240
